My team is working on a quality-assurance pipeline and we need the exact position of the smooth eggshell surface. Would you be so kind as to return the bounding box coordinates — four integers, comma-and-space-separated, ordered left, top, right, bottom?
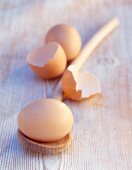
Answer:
18, 99, 73, 142
45, 24, 82, 61
27, 42, 67, 79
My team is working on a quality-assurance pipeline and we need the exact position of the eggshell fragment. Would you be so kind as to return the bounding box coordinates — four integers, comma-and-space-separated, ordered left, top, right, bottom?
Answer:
27, 42, 67, 79
18, 99, 73, 142
62, 65, 101, 101
45, 24, 82, 61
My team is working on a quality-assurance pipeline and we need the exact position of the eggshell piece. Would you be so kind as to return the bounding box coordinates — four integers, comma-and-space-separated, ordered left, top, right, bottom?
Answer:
18, 99, 73, 142
45, 24, 82, 61
62, 65, 101, 101
27, 42, 67, 79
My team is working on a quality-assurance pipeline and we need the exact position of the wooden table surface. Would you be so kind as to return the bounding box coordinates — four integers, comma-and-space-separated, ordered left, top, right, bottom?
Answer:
0, 0, 132, 169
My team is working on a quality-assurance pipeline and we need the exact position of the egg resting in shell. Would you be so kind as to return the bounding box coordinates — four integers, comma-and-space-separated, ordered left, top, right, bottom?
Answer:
45, 24, 82, 61
27, 42, 67, 79
62, 65, 101, 101
18, 99, 73, 142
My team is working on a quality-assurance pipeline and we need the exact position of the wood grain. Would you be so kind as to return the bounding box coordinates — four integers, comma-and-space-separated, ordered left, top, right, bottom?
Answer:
0, 0, 132, 169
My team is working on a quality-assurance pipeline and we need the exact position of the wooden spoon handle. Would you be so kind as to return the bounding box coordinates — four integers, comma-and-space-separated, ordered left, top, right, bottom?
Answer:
53, 18, 120, 101
71, 18, 119, 69
53, 80, 63, 101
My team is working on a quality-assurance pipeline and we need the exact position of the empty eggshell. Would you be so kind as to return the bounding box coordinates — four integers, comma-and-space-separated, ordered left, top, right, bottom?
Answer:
45, 24, 82, 61
18, 99, 73, 142
27, 42, 67, 79
62, 65, 101, 101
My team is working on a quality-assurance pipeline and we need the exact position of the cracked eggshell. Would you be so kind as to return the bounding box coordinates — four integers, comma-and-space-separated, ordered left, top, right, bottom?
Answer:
45, 24, 82, 61
18, 99, 73, 142
62, 65, 101, 101
27, 42, 67, 79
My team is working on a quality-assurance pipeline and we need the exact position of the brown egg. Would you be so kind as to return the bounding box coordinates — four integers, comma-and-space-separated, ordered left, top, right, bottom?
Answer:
27, 42, 67, 79
18, 99, 73, 142
45, 24, 82, 61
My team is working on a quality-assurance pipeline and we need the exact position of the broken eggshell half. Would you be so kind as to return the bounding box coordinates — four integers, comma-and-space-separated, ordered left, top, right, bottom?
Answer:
62, 65, 101, 101
27, 42, 67, 79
